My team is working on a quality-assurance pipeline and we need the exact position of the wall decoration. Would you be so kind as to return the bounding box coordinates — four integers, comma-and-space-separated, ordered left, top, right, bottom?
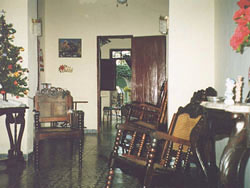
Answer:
59, 39, 81, 58
58, 64, 73, 73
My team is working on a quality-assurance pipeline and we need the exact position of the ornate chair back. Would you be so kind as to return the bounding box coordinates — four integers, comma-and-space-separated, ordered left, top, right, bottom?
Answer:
34, 87, 73, 125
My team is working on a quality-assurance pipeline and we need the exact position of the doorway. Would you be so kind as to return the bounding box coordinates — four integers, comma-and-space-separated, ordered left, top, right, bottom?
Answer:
97, 35, 133, 131
97, 35, 166, 131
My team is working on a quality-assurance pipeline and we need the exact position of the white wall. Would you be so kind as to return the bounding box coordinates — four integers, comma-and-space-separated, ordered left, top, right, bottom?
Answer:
41, 0, 168, 130
214, 0, 250, 187
0, 0, 38, 155
168, 0, 215, 121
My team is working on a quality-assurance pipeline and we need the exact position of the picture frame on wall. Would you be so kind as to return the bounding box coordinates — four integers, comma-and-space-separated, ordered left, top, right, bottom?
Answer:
59, 38, 81, 58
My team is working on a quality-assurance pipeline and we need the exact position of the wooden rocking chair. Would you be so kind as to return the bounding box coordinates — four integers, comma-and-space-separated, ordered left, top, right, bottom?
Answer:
105, 102, 208, 188
122, 80, 168, 131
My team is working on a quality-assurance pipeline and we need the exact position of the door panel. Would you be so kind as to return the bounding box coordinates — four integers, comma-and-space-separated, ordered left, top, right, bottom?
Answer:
131, 36, 166, 105
100, 59, 116, 91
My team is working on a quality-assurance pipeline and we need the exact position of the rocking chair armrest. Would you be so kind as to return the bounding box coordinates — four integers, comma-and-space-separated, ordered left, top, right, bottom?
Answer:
140, 103, 160, 111
117, 123, 155, 135
152, 131, 191, 146
127, 102, 160, 112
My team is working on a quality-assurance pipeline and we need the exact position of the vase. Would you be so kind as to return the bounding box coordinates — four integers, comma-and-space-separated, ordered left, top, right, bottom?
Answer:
2, 93, 7, 101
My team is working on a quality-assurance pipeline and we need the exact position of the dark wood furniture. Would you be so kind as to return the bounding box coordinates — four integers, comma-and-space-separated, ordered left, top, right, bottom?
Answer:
33, 87, 84, 170
123, 80, 168, 131
73, 100, 88, 111
201, 102, 250, 188
103, 106, 122, 125
105, 103, 207, 187
0, 102, 28, 164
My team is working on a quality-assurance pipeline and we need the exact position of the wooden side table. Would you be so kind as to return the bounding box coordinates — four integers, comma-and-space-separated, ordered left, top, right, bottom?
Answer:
201, 102, 250, 188
0, 100, 28, 164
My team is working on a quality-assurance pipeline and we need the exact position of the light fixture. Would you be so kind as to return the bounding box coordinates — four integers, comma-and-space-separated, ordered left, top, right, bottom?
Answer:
117, 0, 128, 7
32, 19, 42, 36
159, 15, 168, 35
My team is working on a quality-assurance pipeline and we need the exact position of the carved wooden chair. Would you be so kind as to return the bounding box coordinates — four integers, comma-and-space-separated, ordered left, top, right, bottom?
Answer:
122, 80, 168, 131
105, 102, 208, 188
33, 87, 84, 170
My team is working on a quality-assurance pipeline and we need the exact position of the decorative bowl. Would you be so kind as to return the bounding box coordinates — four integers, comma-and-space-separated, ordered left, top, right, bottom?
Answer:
207, 96, 224, 103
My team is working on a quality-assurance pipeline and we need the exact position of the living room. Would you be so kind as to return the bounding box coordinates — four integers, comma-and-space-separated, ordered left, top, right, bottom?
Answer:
0, 0, 249, 187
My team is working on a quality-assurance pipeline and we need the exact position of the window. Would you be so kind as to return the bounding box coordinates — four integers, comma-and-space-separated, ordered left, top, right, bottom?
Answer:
110, 49, 131, 59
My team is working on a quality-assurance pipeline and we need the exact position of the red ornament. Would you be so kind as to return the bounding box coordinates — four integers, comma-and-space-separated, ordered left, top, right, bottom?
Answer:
8, 64, 13, 70
59, 65, 65, 72
14, 81, 18, 85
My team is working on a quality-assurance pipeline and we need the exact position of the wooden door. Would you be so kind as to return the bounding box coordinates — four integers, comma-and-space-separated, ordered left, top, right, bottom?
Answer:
100, 59, 116, 91
131, 36, 166, 105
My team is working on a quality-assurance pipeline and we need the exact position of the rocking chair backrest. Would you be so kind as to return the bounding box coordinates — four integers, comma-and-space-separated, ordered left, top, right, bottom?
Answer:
135, 80, 168, 129
171, 113, 201, 151
148, 113, 203, 175
156, 80, 168, 125
150, 103, 204, 172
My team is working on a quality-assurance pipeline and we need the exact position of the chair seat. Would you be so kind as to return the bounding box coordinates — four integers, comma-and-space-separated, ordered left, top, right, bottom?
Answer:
35, 127, 82, 141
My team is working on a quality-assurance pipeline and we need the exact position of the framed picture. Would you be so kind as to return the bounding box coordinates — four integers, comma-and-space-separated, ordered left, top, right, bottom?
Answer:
59, 38, 81, 58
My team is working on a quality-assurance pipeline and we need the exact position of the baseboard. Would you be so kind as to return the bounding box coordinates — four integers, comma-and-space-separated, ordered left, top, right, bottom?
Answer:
0, 153, 32, 161
84, 129, 98, 133
0, 154, 8, 160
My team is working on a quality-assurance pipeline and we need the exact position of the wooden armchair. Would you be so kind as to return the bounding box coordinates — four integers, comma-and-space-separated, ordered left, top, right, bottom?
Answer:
105, 102, 208, 188
123, 80, 168, 131
33, 87, 84, 170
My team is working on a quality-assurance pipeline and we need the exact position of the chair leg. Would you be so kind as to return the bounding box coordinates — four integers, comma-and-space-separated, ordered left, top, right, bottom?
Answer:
76, 111, 84, 168
34, 140, 40, 171
109, 109, 112, 125
143, 138, 158, 187
105, 129, 122, 187
105, 166, 115, 188
77, 111, 84, 133
79, 138, 83, 168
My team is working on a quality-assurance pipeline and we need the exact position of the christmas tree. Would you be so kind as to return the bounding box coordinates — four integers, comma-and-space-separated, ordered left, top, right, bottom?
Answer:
0, 10, 29, 99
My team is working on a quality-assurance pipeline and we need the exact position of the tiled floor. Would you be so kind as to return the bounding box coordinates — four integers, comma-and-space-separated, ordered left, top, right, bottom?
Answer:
0, 119, 205, 188
0, 121, 144, 188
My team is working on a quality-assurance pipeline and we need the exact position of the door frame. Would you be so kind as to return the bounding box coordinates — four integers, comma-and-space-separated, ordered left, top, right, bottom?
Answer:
97, 35, 133, 132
